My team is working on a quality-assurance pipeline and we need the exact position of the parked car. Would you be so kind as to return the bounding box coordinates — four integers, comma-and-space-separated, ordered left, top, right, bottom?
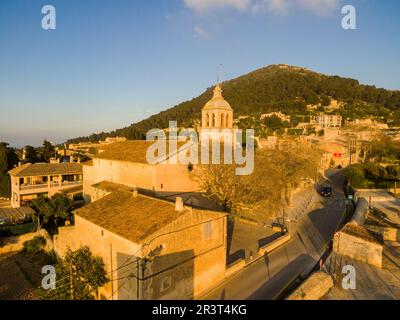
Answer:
321, 184, 333, 197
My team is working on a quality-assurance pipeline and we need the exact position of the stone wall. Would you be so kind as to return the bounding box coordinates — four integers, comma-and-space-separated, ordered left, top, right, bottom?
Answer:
365, 225, 400, 242
54, 215, 142, 299
287, 271, 334, 300
258, 234, 291, 256
333, 225, 383, 268
350, 198, 369, 226
83, 159, 200, 203
54, 211, 227, 300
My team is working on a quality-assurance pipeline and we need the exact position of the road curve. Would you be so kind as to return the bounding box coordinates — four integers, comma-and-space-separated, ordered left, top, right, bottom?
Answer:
201, 170, 347, 300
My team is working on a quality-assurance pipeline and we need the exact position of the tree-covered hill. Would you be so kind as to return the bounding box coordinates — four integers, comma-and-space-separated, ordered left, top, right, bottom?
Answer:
65, 64, 400, 144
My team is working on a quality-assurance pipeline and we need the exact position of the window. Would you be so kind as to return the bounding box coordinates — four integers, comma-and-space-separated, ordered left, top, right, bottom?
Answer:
203, 221, 213, 239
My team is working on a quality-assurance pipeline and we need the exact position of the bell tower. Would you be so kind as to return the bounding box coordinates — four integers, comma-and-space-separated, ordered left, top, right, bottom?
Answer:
201, 84, 233, 130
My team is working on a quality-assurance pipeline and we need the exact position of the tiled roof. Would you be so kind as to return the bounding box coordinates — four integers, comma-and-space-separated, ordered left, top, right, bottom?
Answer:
74, 186, 225, 244
0, 207, 36, 221
92, 181, 134, 193
8, 163, 82, 177
93, 140, 187, 164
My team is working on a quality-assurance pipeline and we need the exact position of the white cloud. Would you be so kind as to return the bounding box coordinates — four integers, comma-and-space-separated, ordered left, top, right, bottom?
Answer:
184, 0, 251, 13
194, 25, 211, 39
252, 0, 291, 15
184, 0, 341, 16
299, 0, 340, 16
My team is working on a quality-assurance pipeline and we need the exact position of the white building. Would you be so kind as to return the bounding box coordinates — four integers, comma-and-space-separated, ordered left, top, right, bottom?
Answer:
316, 114, 342, 128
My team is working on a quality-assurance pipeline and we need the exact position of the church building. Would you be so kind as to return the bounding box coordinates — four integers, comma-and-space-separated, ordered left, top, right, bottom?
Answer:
201, 83, 233, 130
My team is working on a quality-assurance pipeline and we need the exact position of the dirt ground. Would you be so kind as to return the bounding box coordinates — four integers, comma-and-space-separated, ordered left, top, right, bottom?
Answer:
0, 251, 54, 300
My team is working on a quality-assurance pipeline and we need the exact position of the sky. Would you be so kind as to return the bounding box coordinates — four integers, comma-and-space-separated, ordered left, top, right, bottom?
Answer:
0, 0, 399, 147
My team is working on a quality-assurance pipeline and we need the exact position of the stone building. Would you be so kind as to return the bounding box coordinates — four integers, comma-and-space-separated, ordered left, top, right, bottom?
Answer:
201, 84, 233, 130
8, 162, 83, 208
54, 182, 227, 300
82, 140, 218, 209
82, 85, 239, 209
316, 114, 342, 128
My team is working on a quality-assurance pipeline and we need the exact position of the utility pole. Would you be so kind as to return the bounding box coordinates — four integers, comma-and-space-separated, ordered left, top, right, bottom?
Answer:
69, 263, 74, 300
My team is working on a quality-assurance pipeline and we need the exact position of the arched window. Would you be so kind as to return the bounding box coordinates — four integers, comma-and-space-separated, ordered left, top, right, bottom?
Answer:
206, 113, 210, 127
225, 114, 229, 128
221, 113, 225, 128
212, 113, 216, 127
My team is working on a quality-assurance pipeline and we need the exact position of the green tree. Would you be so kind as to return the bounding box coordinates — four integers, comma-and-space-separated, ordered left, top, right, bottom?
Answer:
30, 193, 74, 230
36, 246, 109, 300
321, 96, 331, 107
64, 65, 400, 145
263, 115, 290, 133
23, 145, 40, 163
40, 140, 56, 163
0, 142, 19, 198
344, 165, 369, 189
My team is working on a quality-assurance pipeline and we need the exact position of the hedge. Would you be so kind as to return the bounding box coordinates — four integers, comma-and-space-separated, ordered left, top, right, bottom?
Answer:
0, 221, 37, 237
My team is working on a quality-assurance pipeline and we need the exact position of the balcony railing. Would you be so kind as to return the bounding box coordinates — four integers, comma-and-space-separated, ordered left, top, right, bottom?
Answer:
60, 181, 83, 186
19, 183, 48, 191
19, 181, 82, 191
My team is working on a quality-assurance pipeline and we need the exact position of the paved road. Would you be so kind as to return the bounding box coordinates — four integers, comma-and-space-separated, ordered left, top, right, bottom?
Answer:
201, 169, 347, 300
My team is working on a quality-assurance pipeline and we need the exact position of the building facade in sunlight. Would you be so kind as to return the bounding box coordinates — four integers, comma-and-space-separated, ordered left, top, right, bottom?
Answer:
8, 162, 83, 208
54, 183, 227, 300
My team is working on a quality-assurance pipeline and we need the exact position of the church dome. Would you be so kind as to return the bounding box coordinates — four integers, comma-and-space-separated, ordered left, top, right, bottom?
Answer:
203, 84, 232, 111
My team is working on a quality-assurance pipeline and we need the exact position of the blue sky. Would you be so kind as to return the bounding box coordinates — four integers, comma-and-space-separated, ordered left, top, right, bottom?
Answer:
0, 0, 399, 147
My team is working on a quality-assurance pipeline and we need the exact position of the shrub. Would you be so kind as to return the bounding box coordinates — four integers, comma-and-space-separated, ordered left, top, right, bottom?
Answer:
0, 221, 37, 237
344, 164, 371, 189
23, 236, 46, 253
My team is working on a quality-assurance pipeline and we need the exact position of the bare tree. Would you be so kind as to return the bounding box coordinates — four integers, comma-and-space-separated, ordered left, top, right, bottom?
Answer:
191, 142, 321, 219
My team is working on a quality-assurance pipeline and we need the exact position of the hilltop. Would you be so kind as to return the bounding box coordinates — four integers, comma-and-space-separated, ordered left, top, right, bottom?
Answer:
65, 64, 400, 144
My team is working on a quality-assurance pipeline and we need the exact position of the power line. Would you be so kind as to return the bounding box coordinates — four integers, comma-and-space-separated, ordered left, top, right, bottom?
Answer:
78, 215, 226, 300
34, 214, 226, 300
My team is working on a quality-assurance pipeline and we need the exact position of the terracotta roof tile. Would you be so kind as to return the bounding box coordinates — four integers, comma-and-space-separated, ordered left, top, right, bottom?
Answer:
75, 186, 225, 244
94, 140, 187, 164
8, 163, 82, 177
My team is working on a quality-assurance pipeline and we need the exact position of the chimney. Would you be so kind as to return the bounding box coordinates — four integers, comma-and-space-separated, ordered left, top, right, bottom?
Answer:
77, 157, 81, 164
18, 162, 22, 167
132, 187, 138, 198
175, 197, 184, 212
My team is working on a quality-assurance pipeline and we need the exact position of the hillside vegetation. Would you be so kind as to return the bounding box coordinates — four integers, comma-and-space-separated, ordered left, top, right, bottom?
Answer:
65, 64, 400, 144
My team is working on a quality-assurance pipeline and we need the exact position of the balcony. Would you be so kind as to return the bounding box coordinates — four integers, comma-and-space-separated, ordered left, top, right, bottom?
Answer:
18, 181, 83, 192
19, 183, 48, 191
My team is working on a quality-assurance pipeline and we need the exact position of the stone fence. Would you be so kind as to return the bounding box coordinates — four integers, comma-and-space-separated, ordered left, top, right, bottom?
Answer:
286, 271, 334, 300
258, 234, 291, 256
349, 197, 369, 226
